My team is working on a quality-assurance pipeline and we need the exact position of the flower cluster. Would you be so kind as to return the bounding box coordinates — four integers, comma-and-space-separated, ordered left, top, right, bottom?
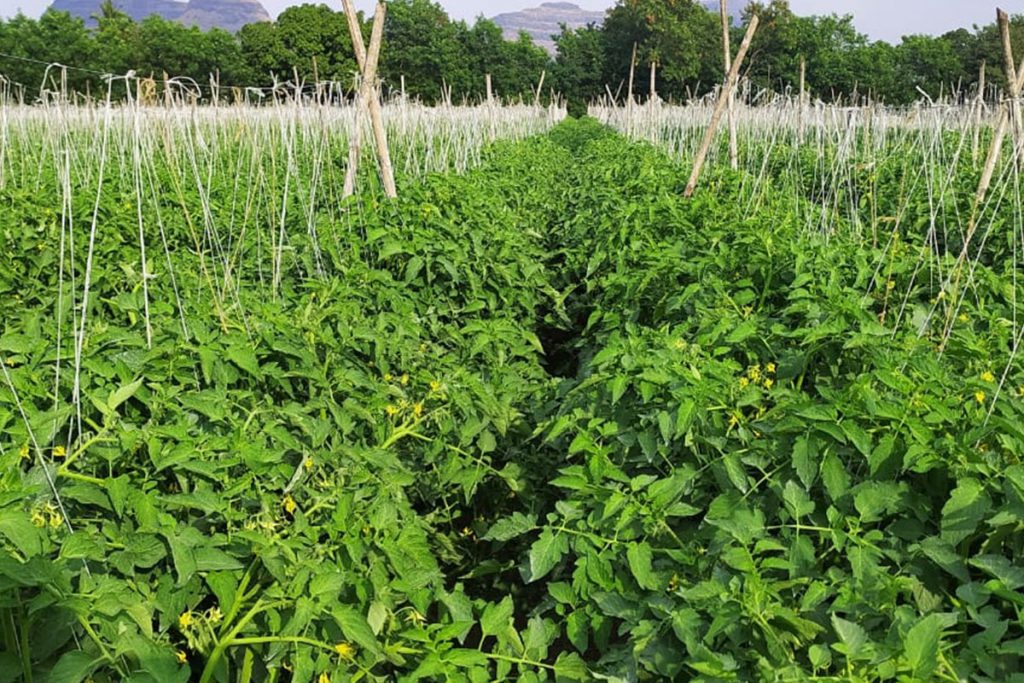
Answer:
30, 502, 63, 529
740, 362, 776, 390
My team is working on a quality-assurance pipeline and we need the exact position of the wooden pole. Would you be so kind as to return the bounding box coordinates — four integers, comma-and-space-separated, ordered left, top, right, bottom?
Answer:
534, 70, 546, 107
721, 0, 738, 169
486, 73, 493, 104
341, 1, 396, 199
627, 42, 637, 106
971, 10, 1024, 214
798, 55, 807, 141
944, 9, 1024, 340
999, 9, 1023, 146
649, 61, 657, 102
973, 60, 986, 165
684, 15, 759, 198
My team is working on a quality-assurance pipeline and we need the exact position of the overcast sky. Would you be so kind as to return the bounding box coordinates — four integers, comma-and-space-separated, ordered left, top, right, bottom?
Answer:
4, 0, 1024, 43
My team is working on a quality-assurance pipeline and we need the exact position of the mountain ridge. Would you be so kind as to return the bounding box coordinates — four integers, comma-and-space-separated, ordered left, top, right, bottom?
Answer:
47, 0, 270, 33
492, 1, 752, 55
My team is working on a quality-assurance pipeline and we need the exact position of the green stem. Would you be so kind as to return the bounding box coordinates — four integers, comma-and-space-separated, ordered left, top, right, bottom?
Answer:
200, 598, 266, 683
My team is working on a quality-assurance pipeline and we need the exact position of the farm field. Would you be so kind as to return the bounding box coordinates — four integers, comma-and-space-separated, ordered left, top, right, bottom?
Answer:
2, 102, 1024, 683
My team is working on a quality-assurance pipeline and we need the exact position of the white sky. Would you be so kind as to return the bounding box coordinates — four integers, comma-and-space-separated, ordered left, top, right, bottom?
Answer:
2, 0, 1024, 43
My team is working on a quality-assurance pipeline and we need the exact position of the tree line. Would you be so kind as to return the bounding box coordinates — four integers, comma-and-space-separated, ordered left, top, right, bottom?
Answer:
0, 0, 1021, 106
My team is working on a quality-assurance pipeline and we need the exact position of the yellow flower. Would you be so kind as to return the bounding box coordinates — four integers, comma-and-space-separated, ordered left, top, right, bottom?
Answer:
52, 446, 66, 458
178, 611, 195, 629
672, 339, 686, 350
981, 371, 996, 383
304, 458, 314, 471
429, 380, 442, 393
383, 373, 393, 382
728, 414, 740, 428
205, 607, 223, 625
886, 280, 896, 290
175, 650, 188, 665
748, 365, 761, 382
49, 512, 62, 529
413, 402, 424, 418
958, 313, 969, 323
405, 609, 426, 625
282, 494, 298, 515
765, 362, 777, 374
318, 674, 331, 683
738, 377, 750, 389
763, 378, 774, 390
30, 509, 47, 528
400, 374, 409, 386
974, 391, 986, 405
19, 445, 30, 460
385, 404, 399, 417
334, 642, 356, 660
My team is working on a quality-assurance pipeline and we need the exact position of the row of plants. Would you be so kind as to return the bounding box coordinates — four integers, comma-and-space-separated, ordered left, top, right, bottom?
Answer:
2, 118, 1024, 681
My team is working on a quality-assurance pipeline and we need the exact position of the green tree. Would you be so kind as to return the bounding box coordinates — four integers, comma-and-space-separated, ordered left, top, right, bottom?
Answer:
553, 23, 606, 109
894, 34, 963, 102
240, 5, 356, 88
379, 0, 471, 102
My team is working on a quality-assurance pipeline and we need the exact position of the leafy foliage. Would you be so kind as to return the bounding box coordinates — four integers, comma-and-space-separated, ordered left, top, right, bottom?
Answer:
3, 117, 1024, 682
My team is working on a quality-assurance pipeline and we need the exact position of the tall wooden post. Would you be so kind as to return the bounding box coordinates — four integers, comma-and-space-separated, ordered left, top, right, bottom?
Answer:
627, 42, 637, 106
973, 60, 986, 165
721, 0, 738, 169
945, 8, 1024, 342
684, 15, 759, 198
341, 0, 396, 199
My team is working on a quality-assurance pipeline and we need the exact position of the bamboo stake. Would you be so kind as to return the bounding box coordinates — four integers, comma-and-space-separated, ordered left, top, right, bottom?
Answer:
684, 15, 759, 198
721, 0, 738, 169
798, 55, 806, 142
534, 70, 546, 107
364, 3, 396, 198
649, 61, 657, 102
999, 9, 1023, 147
972, 60, 985, 165
341, 1, 396, 198
943, 9, 1024, 340
627, 42, 637, 107
970, 11, 1024, 219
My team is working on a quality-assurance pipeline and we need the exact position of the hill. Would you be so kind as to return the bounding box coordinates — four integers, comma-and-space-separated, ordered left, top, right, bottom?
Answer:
47, 0, 270, 33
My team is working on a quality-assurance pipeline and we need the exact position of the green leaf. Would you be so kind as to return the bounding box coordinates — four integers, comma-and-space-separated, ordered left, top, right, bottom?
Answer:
610, 375, 629, 405
0, 508, 44, 557
108, 377, 144, 412
484, 513, 537, 541
226, 344, 260, 376
443, 649, 489, 667
47, 651, 98, 683
821, 452, 850, 501
840, 421, 872, 457
480, 596, 514, 636
792, 435, 818, 488
626, 542, 659, 591
831, 615, 869, 659
334, 605, 382, 656
904, 614, 944, 678
527, 529, 568, 582
940, 478, 991, 545
970, 554, 1024, 590
782, 480, 815, 519
553, 651, 590, 681
853, 482, 902, 523
675, 399, 696, 438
